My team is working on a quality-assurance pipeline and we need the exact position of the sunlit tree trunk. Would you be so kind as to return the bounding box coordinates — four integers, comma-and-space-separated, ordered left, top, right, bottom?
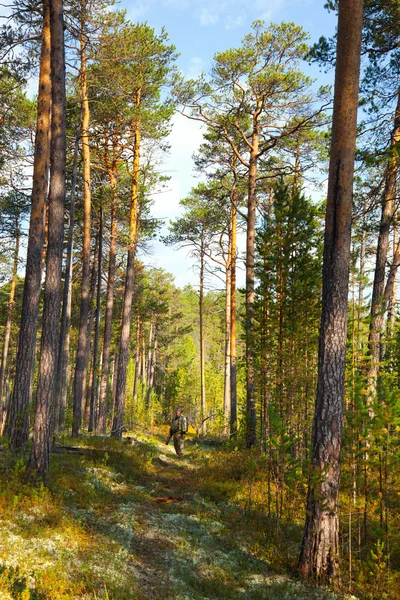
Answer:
112, 99, 141, 440
133, 318, 141, 404
145, 324, 158, 408
0, 220, 20, 430
145, 320, 153, 404
223, 258, 231, 436
8, 0, 51, 449
89, 205, 102, 432
199, 236, 207, 436
83, 233, 100, 425
387, 218, 397, 343
367, 89, 400, 401
245, 118, 259, 448
97, 167, 118, 432
30, 0, 67, 476
72, 12, 92, 436
299, 0, 363, 580
53, 127, 79, 436
230, 186, 237, 436
110, 353, 118, 425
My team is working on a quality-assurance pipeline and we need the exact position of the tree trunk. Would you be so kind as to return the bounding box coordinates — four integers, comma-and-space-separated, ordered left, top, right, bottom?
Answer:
8, 0, 51, 449
382, 235, 400, 315
150, 329, 158, 389
133, 318, 141, 404
145, 325, 157, 408
200, 239, 207, 436
111, 103, 141, 440
83, 233, 100, 425
53, 126, 80, 437
367, 88, 400, 399
89, 205, 103, 432
97, 168, 118, 433
223, 258, 231, 436
357, 197, 366, 349
72, 19, 92, 437
110, 353, 118, 425
230, 186, 237, 436
245, 130, 259, 448
30, 0, 67, 477
145, 320, 153, 400
299, 0, 363, 580
0, 220, 20, 411
141, 329, 146, 400
387, 217, 397, 341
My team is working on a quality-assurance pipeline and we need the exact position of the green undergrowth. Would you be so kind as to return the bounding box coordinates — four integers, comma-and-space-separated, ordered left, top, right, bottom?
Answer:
0, 430, 363, 599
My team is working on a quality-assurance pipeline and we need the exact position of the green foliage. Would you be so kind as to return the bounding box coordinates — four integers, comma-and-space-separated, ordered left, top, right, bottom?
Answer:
254, 179, 322, 453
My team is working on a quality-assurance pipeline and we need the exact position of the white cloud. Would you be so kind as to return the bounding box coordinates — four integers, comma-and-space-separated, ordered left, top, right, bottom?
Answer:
199, 7, 219, 25
127, 0, 153, 20
126, 0, 300, 31
255, 0, 288, 21
147, 112, 204, 284
225, 14, 246, 30
187, 56, 206, 79
151, 112, 204, 221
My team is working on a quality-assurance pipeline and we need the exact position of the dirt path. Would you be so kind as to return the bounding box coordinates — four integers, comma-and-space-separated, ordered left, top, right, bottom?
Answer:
89, 436, 343, 600
0, 434, 350, 600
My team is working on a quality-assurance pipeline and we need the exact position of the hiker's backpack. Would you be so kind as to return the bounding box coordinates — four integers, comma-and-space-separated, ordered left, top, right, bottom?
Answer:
180, 415, 188, 433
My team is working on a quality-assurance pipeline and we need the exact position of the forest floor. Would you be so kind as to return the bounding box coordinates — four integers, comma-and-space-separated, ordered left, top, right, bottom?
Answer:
0, 429, 358, 600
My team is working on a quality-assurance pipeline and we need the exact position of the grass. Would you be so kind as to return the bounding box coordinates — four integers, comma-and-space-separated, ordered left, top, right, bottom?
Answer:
0, 429, 365, 599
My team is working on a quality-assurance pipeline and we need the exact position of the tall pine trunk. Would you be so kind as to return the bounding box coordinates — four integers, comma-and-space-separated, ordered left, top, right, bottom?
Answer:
299, 0, 363, 580
83, 233, 100, 425
97, 168, 118, 433
30, 0, 67, 476
145, 325, 157, 408
72, 17, 92, 436
0, 221, 20, 429
111, 105, 141, 440
367, 89, 400, 400
133, 318, 141, 404
88, 206, 102, 432
53, 126, 79, 436
230, 186, 237, 436
8, 0, 51, 449
245, 127, 259, 448
386, 217, 397, 348
199, 239, 206, 436
223, 258, 231, 436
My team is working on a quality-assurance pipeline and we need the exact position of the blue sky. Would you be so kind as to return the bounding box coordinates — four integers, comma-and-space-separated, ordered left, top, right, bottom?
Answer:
118, 0, 338, 289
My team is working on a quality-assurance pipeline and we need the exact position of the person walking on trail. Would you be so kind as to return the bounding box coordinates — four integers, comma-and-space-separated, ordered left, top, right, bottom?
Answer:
166, 407, 188, 457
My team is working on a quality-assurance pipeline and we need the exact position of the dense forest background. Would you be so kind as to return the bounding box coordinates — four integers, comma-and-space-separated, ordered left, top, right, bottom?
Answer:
1, 0, 400, 598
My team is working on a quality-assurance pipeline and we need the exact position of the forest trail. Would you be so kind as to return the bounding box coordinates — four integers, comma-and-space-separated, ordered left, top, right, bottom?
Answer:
0, 433, 353, 600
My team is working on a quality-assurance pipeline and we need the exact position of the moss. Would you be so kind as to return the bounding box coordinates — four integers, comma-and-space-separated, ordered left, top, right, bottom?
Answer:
0, 432, 365, 599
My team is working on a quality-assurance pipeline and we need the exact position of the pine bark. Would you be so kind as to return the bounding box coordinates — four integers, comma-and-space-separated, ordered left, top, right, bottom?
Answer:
145, 325, 157, 407
97, 168, 118, 432
299, 0, 363, 580
72, 20, 92, 437
367, 89, 400, 399
53, 127, 79, 436
8, 0, 51, 449
230, 188, 237, 436
199, 239, 207, 436
88, 206, 103, 432
387, 218, 397, 338
30, 0, 67, 476
223, 259, 231, 436
133, 318, 141, 404
245, 129, 259, 448
0, 222, 20, 425
111, 106, 141, 440
83, 233, 100, 425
